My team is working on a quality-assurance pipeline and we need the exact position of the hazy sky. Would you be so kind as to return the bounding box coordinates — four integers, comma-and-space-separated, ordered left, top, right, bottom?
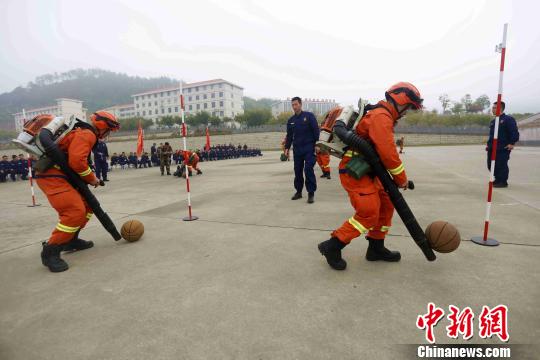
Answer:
1, 0, 539, 112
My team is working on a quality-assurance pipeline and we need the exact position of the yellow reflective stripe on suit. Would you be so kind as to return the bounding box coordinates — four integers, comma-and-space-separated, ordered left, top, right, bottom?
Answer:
348, 217, 368, 233
55, 223, 80, 233
78, 167, 92, 177
388, 163, 405, 175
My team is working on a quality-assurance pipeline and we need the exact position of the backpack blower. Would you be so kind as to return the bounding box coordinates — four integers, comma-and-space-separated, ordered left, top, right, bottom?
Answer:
317, 100, 436, 261
13, 115, 122, 241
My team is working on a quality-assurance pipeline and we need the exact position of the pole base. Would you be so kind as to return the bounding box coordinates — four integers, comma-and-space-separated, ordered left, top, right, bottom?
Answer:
183, 215, 199, 221
27, 204, 42, 208
471, 236, 500, 247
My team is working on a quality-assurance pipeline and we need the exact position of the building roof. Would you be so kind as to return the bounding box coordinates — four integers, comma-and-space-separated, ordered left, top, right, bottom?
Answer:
13, 98, 84, 116
518, 113, 540, 129
131, 79, 243, 97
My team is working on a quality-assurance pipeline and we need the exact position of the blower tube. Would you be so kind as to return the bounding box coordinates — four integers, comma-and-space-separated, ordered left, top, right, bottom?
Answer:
333, 121, 436, 261
38, 129, 122, 241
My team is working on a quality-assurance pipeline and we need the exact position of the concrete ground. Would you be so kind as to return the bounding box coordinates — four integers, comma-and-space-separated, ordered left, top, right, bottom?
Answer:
0, 145, 539, 360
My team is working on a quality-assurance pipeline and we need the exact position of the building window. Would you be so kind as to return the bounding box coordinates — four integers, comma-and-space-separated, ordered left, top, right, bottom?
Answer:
196, 87, 199, 91
212, 102, 215, 108
161, 108, 164, 114
136, 104, 139, 108
220, 101, 224, 107
196, 95, 199, 100
211, 93, 215, 98
160, 93, 163, 97
188, 96, 192, 101
203, 94, 207, 99
154, 94, 157, 98
148, 102, 151, 107
142, 103, 146, 107
204, 103, 208, 109
220, 111, 224, 116
168, 108, 171, 113
167, 91, 170, 96
175, 107, 178, 112
155, 101, 158, 106
219, 92, 223, 97
189, 105, 193, 110
137, 111, 140, 116
196, 104, 200, 110
219, 84, 223, 88
143, 111, 146, 116
149, 110, 152, 115
232, 102, 234, 108
188, 88, 192, 93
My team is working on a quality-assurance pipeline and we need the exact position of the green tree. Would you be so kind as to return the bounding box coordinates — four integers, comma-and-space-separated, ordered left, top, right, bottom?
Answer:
461, 94, 473, 113
268, 111, 293, 125
451, 102, 464, 115
438, 94, 451, 114
471, 95, 490, 113
118, 117, 153, 131
187, 111, 212, 127
243, 97, 278, 111
159, 115, 176, 128
235, 109, 272, 127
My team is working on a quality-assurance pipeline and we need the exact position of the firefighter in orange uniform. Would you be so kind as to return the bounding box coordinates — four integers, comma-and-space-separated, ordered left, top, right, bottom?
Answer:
315, 145, 331, 179
36, 111, 120, 272
183, 150, 202, 175
318, 82, 423, 270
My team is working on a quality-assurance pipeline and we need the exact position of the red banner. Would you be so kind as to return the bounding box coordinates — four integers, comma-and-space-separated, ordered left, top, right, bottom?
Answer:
136, 121, 144, 157
205, 126, 211, 151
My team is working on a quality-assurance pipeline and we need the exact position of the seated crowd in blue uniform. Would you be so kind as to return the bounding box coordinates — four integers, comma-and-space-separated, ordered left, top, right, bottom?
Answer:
0, 154, 33, 183
108, 144, 262, 169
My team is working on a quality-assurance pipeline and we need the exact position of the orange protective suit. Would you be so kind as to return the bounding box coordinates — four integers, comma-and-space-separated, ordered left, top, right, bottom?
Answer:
316, 152, 331, 174
183, 150, 200, 171
36, 128, 98, 245
332, 101, 407, 244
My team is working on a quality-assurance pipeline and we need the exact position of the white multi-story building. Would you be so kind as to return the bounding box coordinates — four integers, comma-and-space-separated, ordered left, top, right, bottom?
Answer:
13, 98, 87, 132
132, 79, 244, 124
99, 103, 136, 119
271, 98, 338, 117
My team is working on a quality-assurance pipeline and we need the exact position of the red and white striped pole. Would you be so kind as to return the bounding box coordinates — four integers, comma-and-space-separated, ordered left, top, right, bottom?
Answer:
179, 81, 198, 221
22, 109, 40, 207
472, 23, 508, 247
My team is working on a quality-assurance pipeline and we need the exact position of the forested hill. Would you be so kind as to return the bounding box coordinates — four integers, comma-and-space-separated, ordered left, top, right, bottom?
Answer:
0, 68, 178, 126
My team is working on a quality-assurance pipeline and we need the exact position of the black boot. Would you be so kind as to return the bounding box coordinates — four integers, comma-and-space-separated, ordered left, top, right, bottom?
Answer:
63, 230, 94, 252
318, 237, 347, 270
365, 237, 401, 262
291, 192, 302, 200
326, 172, 331, 180
196, 169, 202, 175
307, 193, 315, 204
41, 242, 69, 272
320, 173, 327, 178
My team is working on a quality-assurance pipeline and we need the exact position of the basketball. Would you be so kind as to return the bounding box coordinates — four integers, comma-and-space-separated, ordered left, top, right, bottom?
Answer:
121, 220, 144, 242
425, 221, 461, 253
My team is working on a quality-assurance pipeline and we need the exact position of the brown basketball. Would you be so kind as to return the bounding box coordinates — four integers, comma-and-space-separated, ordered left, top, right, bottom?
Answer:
425, 221, 460, 253
121, 220, 144, 242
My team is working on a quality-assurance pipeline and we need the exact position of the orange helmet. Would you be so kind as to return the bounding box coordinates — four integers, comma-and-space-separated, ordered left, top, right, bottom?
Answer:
90, 111, 120, 138
385, 82, 423, 110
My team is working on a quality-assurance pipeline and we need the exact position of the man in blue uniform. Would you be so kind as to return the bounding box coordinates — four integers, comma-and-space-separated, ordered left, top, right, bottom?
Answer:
0, 155, 9, 182
17, 154, 28, 181
92, 139, 110, 181
284, 97, 320, 204
10, 155, 18, 181
486, 102, 519, 188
